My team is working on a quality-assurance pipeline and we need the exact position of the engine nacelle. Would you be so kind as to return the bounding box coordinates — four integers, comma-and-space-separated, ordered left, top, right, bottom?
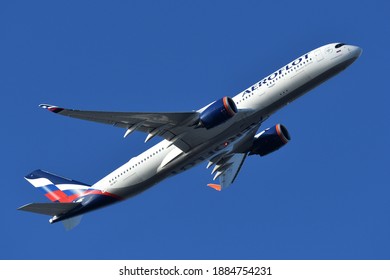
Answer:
250, 124, 291, 156
199, 97, 238, 129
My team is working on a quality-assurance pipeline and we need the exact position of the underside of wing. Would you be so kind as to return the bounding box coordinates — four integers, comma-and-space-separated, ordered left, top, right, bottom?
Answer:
204, 123, 260, 190
40, 104, 200, 152
207, 153, 247, 190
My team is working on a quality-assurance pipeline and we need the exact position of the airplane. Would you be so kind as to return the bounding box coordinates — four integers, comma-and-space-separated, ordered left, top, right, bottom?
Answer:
19, 43, 362, 229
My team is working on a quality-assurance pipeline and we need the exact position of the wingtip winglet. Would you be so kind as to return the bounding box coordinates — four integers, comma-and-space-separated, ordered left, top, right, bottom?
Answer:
39, 104, 64, 113
207, 183, 222, 191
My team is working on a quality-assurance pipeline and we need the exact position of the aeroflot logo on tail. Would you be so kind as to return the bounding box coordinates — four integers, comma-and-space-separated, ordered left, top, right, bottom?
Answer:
241, 53, 310, 97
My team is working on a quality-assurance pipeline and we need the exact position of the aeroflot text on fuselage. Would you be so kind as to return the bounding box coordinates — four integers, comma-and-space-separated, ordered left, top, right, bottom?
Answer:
241, 54, 310, 97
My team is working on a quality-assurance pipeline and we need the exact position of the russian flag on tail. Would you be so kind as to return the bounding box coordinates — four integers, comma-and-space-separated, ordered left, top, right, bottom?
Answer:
24, 169, 91, 203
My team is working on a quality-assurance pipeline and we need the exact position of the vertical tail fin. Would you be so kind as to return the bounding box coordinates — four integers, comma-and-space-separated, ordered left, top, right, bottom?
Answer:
22, 169, 91, 229
24, 169, 91, 203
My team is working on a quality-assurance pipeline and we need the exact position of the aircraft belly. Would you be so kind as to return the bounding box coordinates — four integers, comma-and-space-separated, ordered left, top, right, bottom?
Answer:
107, 120, 258, 199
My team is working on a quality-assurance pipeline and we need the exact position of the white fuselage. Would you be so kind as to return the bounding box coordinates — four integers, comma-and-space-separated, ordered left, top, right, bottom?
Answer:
92, 43, 361, 198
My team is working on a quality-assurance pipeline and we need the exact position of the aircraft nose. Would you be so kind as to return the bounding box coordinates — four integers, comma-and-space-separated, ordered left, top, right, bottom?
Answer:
348, 45, 362, 58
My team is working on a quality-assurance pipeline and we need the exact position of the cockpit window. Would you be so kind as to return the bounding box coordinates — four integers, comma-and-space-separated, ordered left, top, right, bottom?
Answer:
335, 43, 346, 48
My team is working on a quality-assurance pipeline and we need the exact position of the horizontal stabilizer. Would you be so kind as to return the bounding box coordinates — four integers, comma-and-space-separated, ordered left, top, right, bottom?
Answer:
18, 202, 81, 216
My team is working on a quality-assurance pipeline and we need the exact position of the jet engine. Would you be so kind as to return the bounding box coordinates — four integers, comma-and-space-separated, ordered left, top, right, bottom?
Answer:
250, 124, 291, 156
199, 96, 238, 129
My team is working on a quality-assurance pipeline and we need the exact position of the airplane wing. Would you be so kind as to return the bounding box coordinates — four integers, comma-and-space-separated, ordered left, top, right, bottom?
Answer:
39, 104, 200, 152
207, 153, 247, 191
205, 123, 260, 191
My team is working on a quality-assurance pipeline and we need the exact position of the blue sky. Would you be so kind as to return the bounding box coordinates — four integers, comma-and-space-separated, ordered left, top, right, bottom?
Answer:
1, 0, 389, 259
